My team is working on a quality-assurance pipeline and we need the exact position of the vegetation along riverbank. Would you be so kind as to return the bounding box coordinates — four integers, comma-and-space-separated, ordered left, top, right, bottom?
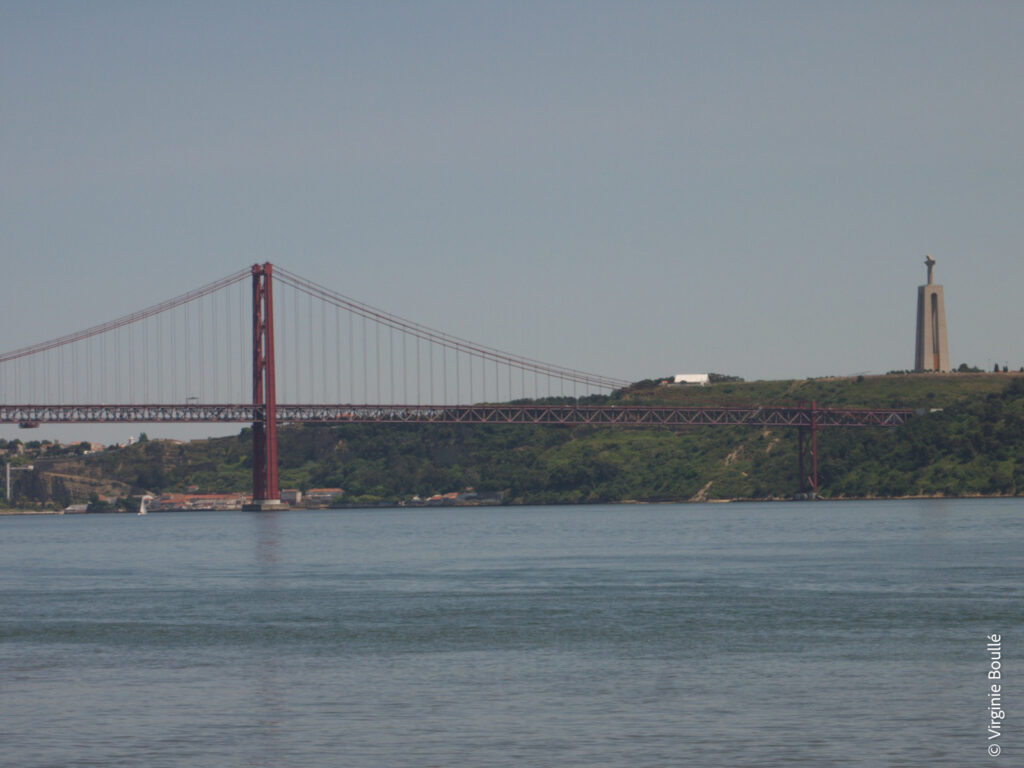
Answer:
2, 372, 1022, 510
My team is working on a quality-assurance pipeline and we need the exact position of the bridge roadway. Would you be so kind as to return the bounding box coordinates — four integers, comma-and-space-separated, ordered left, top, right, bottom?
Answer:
0, 403, 914, 428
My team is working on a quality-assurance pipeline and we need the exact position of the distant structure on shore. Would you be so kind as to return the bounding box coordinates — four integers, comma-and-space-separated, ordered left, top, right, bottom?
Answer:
914, 255, 950, 372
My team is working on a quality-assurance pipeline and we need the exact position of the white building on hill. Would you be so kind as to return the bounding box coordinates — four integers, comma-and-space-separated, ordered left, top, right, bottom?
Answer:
673, 373, 710, 386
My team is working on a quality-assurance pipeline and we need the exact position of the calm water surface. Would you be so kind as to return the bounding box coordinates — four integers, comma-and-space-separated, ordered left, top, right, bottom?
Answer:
1, 500, 1021, 767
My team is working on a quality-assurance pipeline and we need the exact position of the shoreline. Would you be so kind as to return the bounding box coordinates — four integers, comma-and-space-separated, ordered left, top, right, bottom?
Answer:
1, 493, 1019, 516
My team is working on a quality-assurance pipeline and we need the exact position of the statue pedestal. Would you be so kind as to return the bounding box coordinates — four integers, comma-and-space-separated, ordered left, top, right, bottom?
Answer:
914, 281, 949, 372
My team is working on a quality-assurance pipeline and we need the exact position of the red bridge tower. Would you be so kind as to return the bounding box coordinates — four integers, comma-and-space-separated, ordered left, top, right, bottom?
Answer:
248, 262, 280, 508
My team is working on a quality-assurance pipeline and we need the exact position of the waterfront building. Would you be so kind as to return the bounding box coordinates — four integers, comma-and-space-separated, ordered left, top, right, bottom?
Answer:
280, 488, 302, 504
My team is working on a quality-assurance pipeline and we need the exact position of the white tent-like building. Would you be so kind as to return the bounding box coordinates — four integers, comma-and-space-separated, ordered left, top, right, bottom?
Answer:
672, 373, 710, 386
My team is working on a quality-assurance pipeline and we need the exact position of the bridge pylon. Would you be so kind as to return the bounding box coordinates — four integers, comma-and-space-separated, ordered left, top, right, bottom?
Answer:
247, 262, 280, 508
796, 400, 819, 499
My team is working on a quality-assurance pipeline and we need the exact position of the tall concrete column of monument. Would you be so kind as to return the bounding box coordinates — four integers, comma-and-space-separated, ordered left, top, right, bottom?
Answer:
914, 255, 950, 372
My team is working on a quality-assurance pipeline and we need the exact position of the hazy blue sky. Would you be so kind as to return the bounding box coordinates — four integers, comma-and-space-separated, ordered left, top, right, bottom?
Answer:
2, 2, 1022, 443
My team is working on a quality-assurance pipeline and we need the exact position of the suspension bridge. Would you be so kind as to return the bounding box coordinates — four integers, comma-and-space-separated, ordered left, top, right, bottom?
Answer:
0, 263, 912, 502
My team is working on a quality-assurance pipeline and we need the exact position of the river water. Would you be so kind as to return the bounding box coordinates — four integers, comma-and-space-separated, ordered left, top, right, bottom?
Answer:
1, 500, 1020, 767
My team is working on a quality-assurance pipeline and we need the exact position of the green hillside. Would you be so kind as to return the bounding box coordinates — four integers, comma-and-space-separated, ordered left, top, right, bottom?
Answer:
8, 373, 1024, 506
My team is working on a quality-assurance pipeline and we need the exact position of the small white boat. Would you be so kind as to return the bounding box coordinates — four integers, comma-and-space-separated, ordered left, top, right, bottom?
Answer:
138, 496, 149, 515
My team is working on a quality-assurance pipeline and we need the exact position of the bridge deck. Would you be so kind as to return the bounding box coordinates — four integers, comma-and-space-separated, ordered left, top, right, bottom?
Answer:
0, 403, 914, 428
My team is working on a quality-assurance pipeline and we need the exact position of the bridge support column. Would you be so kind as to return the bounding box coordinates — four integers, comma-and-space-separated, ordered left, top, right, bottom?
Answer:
247, 262, 280, 508
796, 401, 818, 499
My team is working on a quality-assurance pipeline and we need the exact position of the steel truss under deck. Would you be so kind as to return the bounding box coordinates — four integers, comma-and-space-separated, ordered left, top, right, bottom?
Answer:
0, 403, 913, 428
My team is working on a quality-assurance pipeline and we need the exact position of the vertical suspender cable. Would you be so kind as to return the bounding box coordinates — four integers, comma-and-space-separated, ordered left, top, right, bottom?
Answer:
86, 337, 93, 402
276, 287, 285, 402
212, 293, 218, 402
224, 282, 231, 402
336, 306, 341, 403
240, 280, 247, 403
184, 302, 190, 401
321, 298, 327, 403
143, 317, 149, 402
197, 297, 203, 402
157, 310, 163, 402
127, 324, 132, 404
281, 287, 289, 400
98, 333, 103, 405
308, 291, 314, 403
295, 287, 301, 402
